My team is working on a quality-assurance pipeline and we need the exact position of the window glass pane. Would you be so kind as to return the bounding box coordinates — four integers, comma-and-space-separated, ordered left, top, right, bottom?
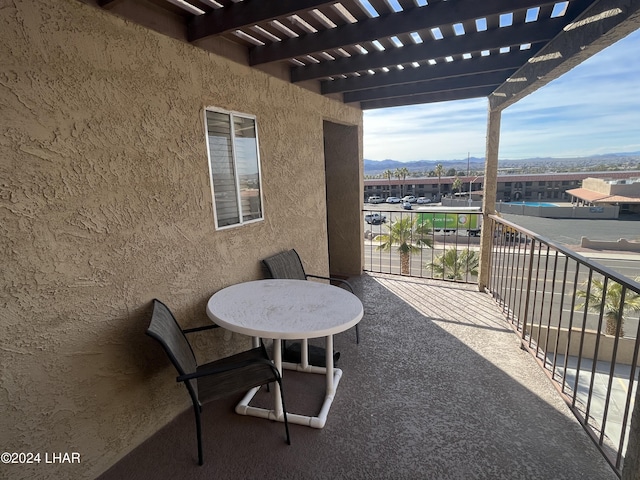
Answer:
206, 111, 240, 227
205, 109, 263, 229
233, 116, 262, 222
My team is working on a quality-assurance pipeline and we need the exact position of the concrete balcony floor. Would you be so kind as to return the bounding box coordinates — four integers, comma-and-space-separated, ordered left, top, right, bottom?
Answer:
99, 273, 617, 480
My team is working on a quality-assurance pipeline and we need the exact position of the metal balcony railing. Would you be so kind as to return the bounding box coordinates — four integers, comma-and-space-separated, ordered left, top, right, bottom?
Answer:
363, 207, 481, 283
363, 206, 640, 476
488, 214, 640, 476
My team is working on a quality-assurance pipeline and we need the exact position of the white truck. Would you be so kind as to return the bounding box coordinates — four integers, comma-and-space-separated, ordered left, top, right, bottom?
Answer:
364, 213, 387, 225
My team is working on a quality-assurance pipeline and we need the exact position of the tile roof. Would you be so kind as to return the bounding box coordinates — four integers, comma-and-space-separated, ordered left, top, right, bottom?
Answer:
566, 188, 640, 204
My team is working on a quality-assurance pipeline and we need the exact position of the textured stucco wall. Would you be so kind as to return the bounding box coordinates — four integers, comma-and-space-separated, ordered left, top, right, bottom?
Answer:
324, 121, 364, 276
0, 1, 362, 478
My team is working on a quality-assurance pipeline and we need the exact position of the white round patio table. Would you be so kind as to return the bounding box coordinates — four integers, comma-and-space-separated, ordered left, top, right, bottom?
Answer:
206, 279, 363, 428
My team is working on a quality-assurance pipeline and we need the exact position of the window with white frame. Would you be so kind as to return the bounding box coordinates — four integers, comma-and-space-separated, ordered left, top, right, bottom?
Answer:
204, 109, 263, 229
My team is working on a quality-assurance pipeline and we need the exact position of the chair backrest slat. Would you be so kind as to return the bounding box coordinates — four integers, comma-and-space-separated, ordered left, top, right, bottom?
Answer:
262, 249, 306, 280
147, 299, 199, 397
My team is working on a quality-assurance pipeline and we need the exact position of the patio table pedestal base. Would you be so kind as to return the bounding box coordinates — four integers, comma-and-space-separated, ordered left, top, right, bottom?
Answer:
235, 334, 342, 429
235, 366, 343, 429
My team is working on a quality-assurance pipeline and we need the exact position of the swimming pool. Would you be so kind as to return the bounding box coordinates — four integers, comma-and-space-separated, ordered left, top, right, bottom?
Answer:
506, 202, 558, 207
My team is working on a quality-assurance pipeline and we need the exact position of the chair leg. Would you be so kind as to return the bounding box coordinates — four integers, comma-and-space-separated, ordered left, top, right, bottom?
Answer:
355, 324, 360, 344
193, 404, 204, 466
276, 377, 291, 445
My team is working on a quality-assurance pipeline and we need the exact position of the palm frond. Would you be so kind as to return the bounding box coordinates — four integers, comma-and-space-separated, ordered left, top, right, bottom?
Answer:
430, 248, 479, 281
374, 215, 433, 275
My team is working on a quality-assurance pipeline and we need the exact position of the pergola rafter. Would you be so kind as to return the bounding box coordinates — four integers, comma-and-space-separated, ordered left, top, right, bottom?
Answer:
88, 0, 640, 109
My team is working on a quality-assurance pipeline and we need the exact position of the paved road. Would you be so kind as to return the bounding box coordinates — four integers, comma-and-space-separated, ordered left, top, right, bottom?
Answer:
492, 250, 639, 334
500, 212, 640, 279
500, 213, 640, 247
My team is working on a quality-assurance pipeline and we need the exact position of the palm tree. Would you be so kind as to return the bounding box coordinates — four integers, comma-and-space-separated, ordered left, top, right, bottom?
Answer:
430, 248, 479, 281
434, 163, 444, 200
383, 169, 393, 197
376, 216, 432, 275
576, 277, 640, 337
394, 167, 409, 197
452, 175, 462, 195
394, 168, 402, 196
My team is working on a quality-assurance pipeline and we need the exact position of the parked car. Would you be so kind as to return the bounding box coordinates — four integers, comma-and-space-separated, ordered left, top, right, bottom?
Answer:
364, 213, 387, 224
417, 197, 431, 204
368, 195, 384, 204
402, 202, 412, 210
402, 195, 417, 203
386, 196, 401, 203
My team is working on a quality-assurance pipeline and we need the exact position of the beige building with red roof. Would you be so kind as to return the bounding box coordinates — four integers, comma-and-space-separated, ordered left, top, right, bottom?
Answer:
567, 177, 640, 213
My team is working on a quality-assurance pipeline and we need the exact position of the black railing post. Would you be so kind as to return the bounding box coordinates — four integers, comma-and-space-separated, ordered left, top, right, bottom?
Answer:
521, 237, 536, 342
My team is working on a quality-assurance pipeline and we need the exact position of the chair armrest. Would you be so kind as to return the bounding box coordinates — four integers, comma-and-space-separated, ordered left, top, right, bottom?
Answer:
176, 357, 280, 383
305, 274, 354, 293
182, 324, 219, 334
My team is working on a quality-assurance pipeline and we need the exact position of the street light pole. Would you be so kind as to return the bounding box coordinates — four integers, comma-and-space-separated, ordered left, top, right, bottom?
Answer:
467, 152, 471, 206
468, 175, 480, 206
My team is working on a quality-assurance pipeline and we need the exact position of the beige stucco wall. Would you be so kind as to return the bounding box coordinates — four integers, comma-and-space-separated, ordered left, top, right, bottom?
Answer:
528, 325, 640, 366
0, 1, 362, 478
324, 121, 364, 277
583, 177, 640, 197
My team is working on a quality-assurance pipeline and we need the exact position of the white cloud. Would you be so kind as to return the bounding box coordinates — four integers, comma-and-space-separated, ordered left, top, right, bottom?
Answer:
363, 29, 640, 161
364, 98, 489, 160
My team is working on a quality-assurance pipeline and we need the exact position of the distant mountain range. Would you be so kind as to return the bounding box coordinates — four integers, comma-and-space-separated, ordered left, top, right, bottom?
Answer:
364, 152, 640, 176
364, 157, 484, 173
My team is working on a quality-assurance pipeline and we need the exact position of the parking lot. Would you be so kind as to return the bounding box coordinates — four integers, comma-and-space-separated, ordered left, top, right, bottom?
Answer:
499, 212, 640, 248
365, 203, 640, 245
366, 202, 640, 244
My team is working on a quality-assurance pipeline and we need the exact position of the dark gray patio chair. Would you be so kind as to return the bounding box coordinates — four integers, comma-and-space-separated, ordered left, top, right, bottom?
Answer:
262, 249, 360, 344
146, 299, 290, 466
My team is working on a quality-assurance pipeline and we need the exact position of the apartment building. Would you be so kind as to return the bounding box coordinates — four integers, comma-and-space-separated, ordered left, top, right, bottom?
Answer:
365, 171, 640, 203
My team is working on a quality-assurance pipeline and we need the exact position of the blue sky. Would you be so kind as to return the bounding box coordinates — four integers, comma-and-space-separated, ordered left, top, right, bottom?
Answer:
363, 28, 640, 162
